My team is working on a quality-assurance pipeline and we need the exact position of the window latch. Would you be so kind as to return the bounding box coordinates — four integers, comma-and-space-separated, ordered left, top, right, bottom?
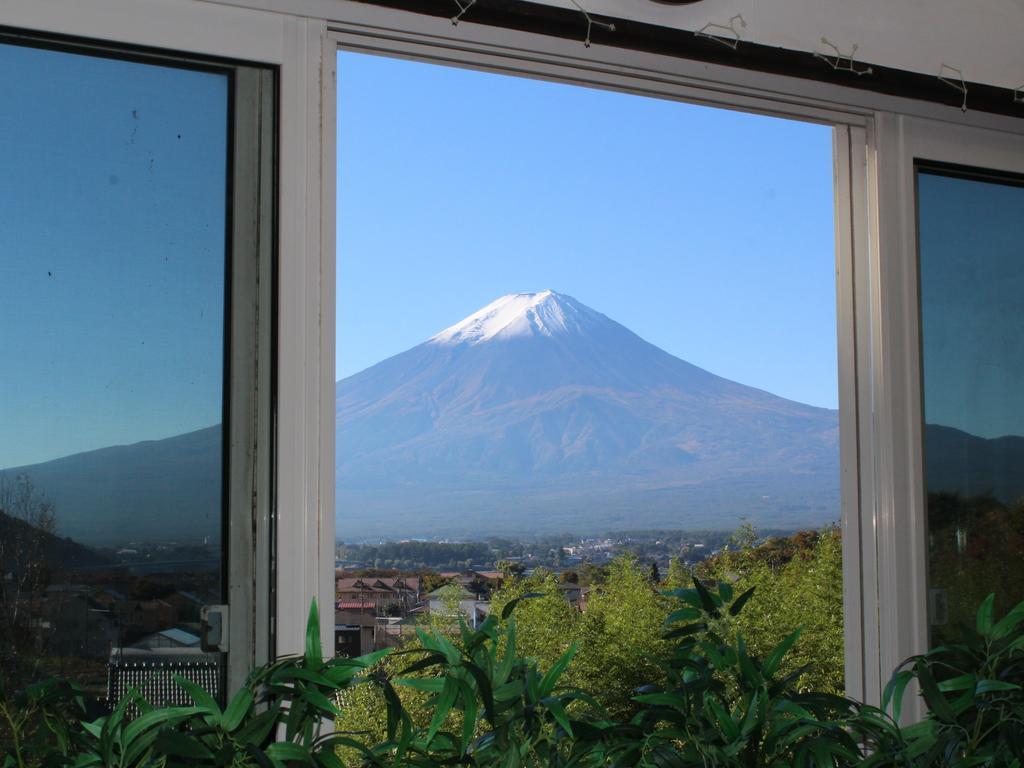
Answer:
200, 604, 230, 652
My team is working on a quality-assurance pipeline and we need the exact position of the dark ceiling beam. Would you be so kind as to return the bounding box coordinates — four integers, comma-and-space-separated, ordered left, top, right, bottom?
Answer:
349, 0, 1023, 119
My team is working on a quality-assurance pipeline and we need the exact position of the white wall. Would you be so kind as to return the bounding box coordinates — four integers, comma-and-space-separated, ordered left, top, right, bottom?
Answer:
495, 0, 1024, 92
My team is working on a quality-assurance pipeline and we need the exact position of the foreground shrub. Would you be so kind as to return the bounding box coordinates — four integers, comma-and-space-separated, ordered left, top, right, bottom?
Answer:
3, 585, 1024, 766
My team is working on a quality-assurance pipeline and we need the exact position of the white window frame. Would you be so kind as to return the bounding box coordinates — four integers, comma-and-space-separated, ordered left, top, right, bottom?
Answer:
322, 3, 1024, 708
323, 12, 882, 704
0, 0, 335, 682
871, 114, 1024, 690
7, 0, 1024, 710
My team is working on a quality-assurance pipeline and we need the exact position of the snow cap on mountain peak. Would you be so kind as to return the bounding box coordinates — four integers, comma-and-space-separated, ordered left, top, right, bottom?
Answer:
429, 290, 602, 346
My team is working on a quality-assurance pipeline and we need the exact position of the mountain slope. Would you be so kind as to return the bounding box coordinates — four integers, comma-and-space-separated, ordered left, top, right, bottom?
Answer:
1, 426, 221, 546
336, 291, 840, 539
924, 423, 1024, 502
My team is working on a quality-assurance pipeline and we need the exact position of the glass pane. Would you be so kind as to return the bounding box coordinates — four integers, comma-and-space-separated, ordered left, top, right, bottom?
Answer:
0, 41, 229, 707
918, 166, 1024, 644
335, 50, 845, 708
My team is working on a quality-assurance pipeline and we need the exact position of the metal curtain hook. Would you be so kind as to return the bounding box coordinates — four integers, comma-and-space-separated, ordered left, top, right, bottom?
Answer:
569, 0, 616, 48
814, 37, 873, 76
695, 14, 747, 50
938, 63, 968, 112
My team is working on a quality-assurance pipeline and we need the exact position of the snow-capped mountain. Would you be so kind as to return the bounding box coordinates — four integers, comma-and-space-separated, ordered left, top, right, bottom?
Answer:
429, 290, 606, 346
336, 290, 841, 539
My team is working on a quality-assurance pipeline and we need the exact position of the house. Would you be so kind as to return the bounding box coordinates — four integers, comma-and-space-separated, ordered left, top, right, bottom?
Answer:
558, 582, 591, 610
335, 576, 421, 615
5, 0, 1023, 718
335, 607, 375, 658
132, 628, 202, 650
438, 570, 503, 598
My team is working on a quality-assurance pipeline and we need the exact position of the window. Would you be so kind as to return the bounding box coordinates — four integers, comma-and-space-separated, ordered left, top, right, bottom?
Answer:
333, 49, 846, 710
917, 164, 1024, 644
8, 0, 1024, 716
0, 32, 274, 703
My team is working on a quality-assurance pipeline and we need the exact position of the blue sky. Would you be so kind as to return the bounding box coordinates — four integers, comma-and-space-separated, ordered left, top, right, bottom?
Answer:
919, 171, 1024, 438
0, 43, 227, 468
0, 43, 839, 471
337, 50, 839, 410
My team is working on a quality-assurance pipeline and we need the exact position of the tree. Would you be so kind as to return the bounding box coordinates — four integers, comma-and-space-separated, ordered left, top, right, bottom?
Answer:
665, 557, 689, 589
489, 572, 579, 673
432, 584, 466, 628
495, 560, 525, 579
697, 525, 845, 694
0, 474, 58, 685
577, 561, 608, 587
569, 555, 669, 718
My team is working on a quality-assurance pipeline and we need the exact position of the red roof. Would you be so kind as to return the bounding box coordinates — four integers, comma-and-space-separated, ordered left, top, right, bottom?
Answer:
337, 602, 376, 611
336, 577, 420, 592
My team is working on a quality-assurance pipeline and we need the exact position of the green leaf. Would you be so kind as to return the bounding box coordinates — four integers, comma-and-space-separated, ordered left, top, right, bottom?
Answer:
539, 644, 578, 698
992, 599, 1024, 640
976, 593, 996, 636
427, 675, 459, 743
718, 581, 734, 604
314, 749, 346, 768
664, 607, 702, 626
664, 623, 707, 640
460, 660, 497, 726
729, 586, 756, 617
154, 731, 216, 758
633, 692, 681, 707
267, 742, 315, 763
501, 593, 543, 620
351, 647, 393, 668
936, 673, 974, 692
916, 661, 955, 723
691, 576, 719, 616
235, 705, 280, 746
123, 730, 162, 767
222, 687, 254, 732
883, 668, 914, 721
975, 679, 1021, 695
305, 598, 323, 666
80, 719, 104, 739
763, 629, 801, 678
544, 698, 574, 738
123, 705, 199, 748
705, 695, 739, 742
244, 743, 278, 768
173, 675, 221, 718
460, 682, 478, 755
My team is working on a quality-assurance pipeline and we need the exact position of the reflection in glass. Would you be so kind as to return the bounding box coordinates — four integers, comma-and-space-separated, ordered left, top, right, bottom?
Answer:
918, 166, 1024, 644
0, 41, 228, 706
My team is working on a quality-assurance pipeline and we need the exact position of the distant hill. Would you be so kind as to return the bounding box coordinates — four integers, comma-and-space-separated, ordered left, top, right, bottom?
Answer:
0, 509, 113, 573
336, 291, 841, 540
924, 423, 1024, 502
10, 297, 1021, 549
0, 426, 221, 546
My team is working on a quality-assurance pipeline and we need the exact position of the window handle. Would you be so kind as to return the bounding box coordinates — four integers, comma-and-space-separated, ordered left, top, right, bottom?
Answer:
201, 604, 230, 652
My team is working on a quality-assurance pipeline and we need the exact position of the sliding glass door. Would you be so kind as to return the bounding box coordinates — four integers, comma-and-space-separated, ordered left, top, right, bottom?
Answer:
0, 34, 274, 706
918, 164, 1024, 644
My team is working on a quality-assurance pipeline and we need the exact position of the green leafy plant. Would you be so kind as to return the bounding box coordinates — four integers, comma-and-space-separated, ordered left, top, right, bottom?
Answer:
3, 600, 393, 768
367, 594, 599, 767
4, 582, 1024, 767
883, 593, 1024, 766
584, 577, 904, 767
0, 676, 87, 768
